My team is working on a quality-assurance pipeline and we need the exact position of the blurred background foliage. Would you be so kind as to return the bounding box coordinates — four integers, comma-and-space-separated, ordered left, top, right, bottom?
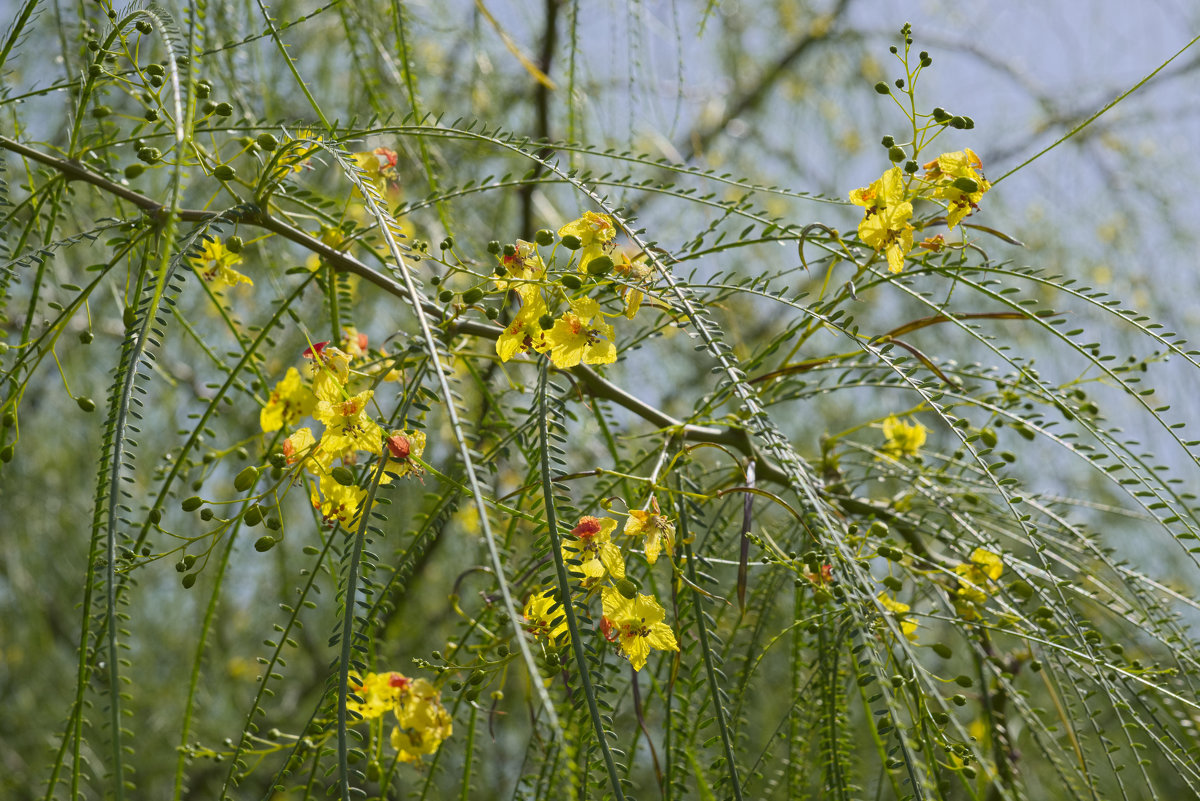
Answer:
3, 0, 1200, 799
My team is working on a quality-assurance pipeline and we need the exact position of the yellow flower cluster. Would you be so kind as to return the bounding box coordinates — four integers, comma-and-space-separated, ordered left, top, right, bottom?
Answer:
260, 329, 419, 526
881, 414, 929, 459
189, 238, 253, 291
954, 547, 1004, 619
493, 212, 656, 370
849, 148, 991, 273
523, 499, 680, 672
347, 671, 452, 764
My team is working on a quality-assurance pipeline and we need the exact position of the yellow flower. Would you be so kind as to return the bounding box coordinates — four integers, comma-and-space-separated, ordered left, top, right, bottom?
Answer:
613, 250, 654, 319
496, 294, 550, 362
189, 238, 253, 290
383, 429, 426, 480
282, 426, 327, 470
315, 389, 383, 457
348, 671, 412, 720
524, 588, 568, 643
954, 547, 1004, 609
339, 327, 370, 360
260, 367, 317, 433
600, 587, 678, 672
923, 148, 990, 229
304, 343, 352, 402
352, 146, 401, 201
545, 298, 616, 369
624, 508, 676, 565
563, 516, 625, 587
558, 211, 616, 272
390, 678, 452, 763
877, 593, 919, 641
849, 166, 914, 273
494, 240, 546, 304
881, 415, 928, 458
312, 472, 367, 526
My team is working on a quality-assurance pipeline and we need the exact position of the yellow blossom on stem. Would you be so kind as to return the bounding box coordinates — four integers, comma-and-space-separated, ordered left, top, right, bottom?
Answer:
312, 472, 366, 526
545, 297, 616, 369
339, 327, 369, 360
877, 593, 919, 641
558, 211, 616, 271
282, 426, 330, 471
849, 166, 915, 273
624, 504, 676, 565
315, 389, 383, 457
563, 516, 625, 587
496, 294, 551, 362
494, 240, 546, 303
189, 238, 253, 291
383, 429, 426, 480
614, 250, 654, 319
600, 587, 678, 671
881, 415, 928, 458
390, 678, 453, 763
348, 671, 412, 720
304, 343, 352, 402
524, 588, 568, 644
955, 547, 1004, 612
260, 367, 317, 433
923, 148, 990, 229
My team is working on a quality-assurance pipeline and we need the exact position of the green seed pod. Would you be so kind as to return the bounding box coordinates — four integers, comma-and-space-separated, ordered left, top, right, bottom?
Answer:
234, 465, 259, 492
486, 240, 501, 254
438, 289, 454, 303
225, 235, 243, 253
214, 102, 233, 117
75, 396, 96, 413
534, 229, 554, 246
244, 505, 264, 527
932, 642, 952, 659
254, 536, 277, 552
560, 274, 582, 290
330, 466, 356, 486
586, 255, 614, 276
874, 81, 891, 95
469, 671, 486, 685
213, 164, 236, 181
888, 145, 906, 163
545, 652, 560, 669
462, 287, 485, 305
561, 234, 582, 250
951, 176, 979, 194
182, 573, 197, 589
538, 313, 555, 330
961, 766, 976, 779
256, 132, 279, 151
881, 135, 895, 147
484, 306, 500, 320
616, 578, 638, 599
882, 575, 903, 592
182, 496, 203, 512
868, 521, 888, 538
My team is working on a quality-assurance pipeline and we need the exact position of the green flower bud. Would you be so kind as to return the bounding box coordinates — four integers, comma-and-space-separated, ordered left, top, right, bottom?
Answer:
149, 507, 162, 524
214, 102, 233, 117
954, 674, 973, 687
616, 578, 638, 599
882, 575, 903, 592
243, 505, 263, 527
502, 243, 517, 257
254, 133, 278, 152
932, 107, 949, 122
1, 411, 14, 427
225, 235, 243, 253
462, 287, 485, 304
492, 263, 507, 277
962, 116, 975, 129
135, 20, 153, 34
932, 642, 952, 659
136, 147, 161, 163
75, 396, 96, 413
887, 145, 906, 163
949, 116, 967, 129
182, 496, 203, 512
874, 81, 891, 95
586, 255, 614, 276
951, 693, 967, 707
330, 466, 356, 486
951, 176, 979, 194
234, 465, 259, 492
200, 507, 214, 520
903, 160, 919, 174
534, 229, 554, 246
182, 573, 197, 588
560, 274, 582, 290
265, 517, 281, 530
254, 536, 277, 552
438, 289, 454, 303
213, 164, 236, 181
0, 445, 13, 463
484, 305, 499, 320
88, 64, 103, 78
933, 711, 950, 725
894, 78, 905, 90
148, 73, 163, 87
881, 135, 895, 147
538, 313, 555, 330
561, 234, 582, 250
440, 237, 454, 250
175, 559, 189, 572
486, 240, 501, 254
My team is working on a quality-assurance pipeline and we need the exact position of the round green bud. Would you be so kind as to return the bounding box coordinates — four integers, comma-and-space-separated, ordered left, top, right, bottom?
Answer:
88, 64, 103, 78
501, 243, 517, 257
438, 289, 454, 303
962, 116, 975, 129
874, 81, 891, 95
534, 229, 554, 246
545, 652, 560, 669
561, 234, 582, 250
887, 145, 906, 163
949, 116, 967, 129
486, 240, 501, 254
560, 274, 582, 290
213, 164, 236, 181
951, 176, 979, 194
136, 20, 153, 34
182, 496, 203, 512
196, 81, 211, 99
269, 451, 286, 469
265, 517, 281, 530
251, 136, 276, 156
148, 74, 163, 87
921, 56, 933, 68
87, 40, 101, 52
182, 573, 197, 588
175, 559, 188, 572
330, 466, 356, 486
430, 275, 441, 286
492, 263, 507, 277
484, 305, 499, 320
903, 160, 919, 174
233, 465, 260, 492
201, 101, 217, 115
149, 507, 162, 524
538, 313, 555, 331
881, 135, 895, 147
1030, 660, 1042, 672
586, 255, 614, 276
932, 107, 949, 122
200, 507, 214, 521
144, 108, 159, 122
136, 147, 161, 163
954, 674, 973, 687
894, 78, 905, 90
932, 711, 950, 725
0, 445, 12, 463
889, 45, 898, 54
254, 536, 277, 552
243, 505, 263, 527
77, 328, 95, 346
214, 102, 233, 117
882, 575, 903, 592
440, 237, 454, 250
961, 766, 976, 779
225, 235, 243, 253
951, 693, 967, 707
932, 642, 952, 659
75, 396, 96, 413
616, 578, 638, 599
462, 287, 485, 304
1, 411, 14, 427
